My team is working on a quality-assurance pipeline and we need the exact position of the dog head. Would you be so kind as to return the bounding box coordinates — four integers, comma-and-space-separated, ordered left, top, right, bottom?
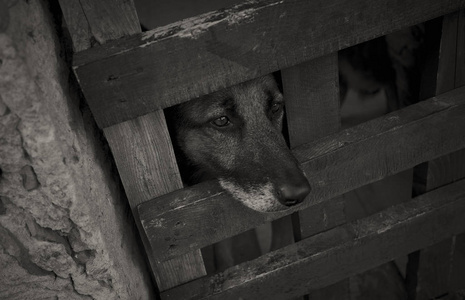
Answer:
165, 75, 310, 212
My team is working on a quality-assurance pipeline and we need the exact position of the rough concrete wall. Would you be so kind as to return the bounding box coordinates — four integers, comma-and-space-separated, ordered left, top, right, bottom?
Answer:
0, 1, 155, 299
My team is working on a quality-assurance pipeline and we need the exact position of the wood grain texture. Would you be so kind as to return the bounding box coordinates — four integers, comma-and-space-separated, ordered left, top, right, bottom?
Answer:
282, 54, 340, 146
104, 111, 183, 204
282, 54, 344, 240
449, 234, 465, 291
104, 111, 207, 291
281, 54, 346, 300
415, 11, 465, 299
58, 0, 206, 291
425, 149, 465, 190
59, 0, 140, 52
295, 196, 346, 238
456, 10, 465, 87
137, 87, 465, 262
414, 153, 465, 300
72, 0, 465, 128
264, 56, 342, 282
265, 56, 341, 260
281, 55, 346, 300
58, 0, 92, 52
162, 179, 465, 300
436, 11, 460, 95
78, 0, 140, 45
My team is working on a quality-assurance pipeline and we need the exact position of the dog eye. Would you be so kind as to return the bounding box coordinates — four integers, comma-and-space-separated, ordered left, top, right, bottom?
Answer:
271, 102, 283, 113
211, 116, 230, 127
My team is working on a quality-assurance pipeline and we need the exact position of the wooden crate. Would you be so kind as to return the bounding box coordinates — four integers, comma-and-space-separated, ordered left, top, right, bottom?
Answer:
59, 0, 465, 298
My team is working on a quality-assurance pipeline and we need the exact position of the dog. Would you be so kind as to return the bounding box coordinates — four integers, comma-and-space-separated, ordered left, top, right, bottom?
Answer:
165, 75, 310, 212
165, 74, 311, 271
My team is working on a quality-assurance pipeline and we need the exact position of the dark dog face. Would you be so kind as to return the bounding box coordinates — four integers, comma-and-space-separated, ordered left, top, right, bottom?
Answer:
165, 75, 310, 212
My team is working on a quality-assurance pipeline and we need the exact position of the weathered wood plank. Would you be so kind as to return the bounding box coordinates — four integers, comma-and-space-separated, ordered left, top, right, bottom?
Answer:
424, 149, 465, 191
78, 0, 141, 44
137, 86, 465, 262
58, 0, 92, 52
104, 110, 207, 291
162, 179, 465, 300
268, 56, 345, 300
58, 0, 207, 291
104, 111, 183, 204
436, 12, 460, 95
447, 15, 465, 288
415, 11, 465, 299
281, 55, 345, 239
73, 0, 465, 128
282, 54, 346, 300
456, 10, 465, 87
282, 54, 341, 147
410, 150, 465, 299
59, 0, 141, 52
449, 234, 465, 291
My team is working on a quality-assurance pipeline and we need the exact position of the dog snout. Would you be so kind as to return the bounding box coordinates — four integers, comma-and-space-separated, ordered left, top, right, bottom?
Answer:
277, 173, 311, 206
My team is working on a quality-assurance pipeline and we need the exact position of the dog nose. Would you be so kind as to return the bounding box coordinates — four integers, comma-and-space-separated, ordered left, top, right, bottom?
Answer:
277, 176, 311, 206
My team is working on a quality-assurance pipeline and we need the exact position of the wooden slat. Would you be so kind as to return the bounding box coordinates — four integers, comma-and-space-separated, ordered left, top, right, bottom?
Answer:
415, 10, 465, 299
282, 53, 346, 300
282, 53, 344, 238
450, 234, 465, 291
282, 54, 341, 147
104, 111, 183, 203
436, 12, 460, 95
424, 149, 465, 190
58, 0, 207, 291
138, 86, 465, 262
59, 0, 141, 52
456, 10, 465, 87
102, 110, 202, 292
72, 0, 465, 128
104, 111, 207, 291
162, 179, 465, 300
78, 0, 141, 42
59, 0, 92, 52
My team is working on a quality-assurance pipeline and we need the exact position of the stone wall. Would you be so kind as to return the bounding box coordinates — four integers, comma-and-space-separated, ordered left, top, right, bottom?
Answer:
0, 1, 154, 299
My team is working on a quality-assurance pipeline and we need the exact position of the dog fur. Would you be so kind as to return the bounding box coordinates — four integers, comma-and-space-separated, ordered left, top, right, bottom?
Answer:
165, 74, 311, 272
165, 75, 311, 213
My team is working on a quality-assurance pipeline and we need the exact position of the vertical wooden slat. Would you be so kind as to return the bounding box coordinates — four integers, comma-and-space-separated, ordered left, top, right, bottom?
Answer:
282, 54, 348, 299
58, 0, 206, 292
415, 10, 465, 300
455, 10, 465, 87
283, 55, 341, 147
103, 100, 207, 293
103, 112, 182, 204
59, 0, 92, 52
449, 234, 465, 291
59, 0, 141, 51
282, 54, 344, 237
436, 12, 460, 94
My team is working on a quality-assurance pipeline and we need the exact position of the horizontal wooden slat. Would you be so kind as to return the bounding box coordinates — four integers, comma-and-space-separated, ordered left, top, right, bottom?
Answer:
162, 179, 465, 300
73, 0, 465, 128
138, 86, 465, 262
